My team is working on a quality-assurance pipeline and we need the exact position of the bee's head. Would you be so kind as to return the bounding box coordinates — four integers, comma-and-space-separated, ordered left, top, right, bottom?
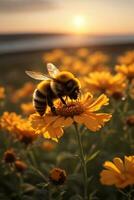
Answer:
69, 87, 80, 100
66, 78, 81, 100
51, 71, 81, 99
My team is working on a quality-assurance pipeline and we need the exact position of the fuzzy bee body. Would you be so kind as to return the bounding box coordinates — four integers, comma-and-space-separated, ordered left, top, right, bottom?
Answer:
33, 80, 57, 116
33, 89, 46, 116
26, 63, 81, 116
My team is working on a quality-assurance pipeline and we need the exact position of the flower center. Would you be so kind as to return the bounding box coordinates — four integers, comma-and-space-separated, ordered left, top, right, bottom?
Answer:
56, 102, 84, 117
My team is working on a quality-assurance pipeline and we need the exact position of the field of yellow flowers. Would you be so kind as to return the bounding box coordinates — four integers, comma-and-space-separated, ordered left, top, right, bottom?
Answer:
0, 48, 134, 200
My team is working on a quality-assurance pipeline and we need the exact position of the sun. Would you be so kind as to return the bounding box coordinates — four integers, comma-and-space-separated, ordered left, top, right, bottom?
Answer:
73, 16, 85, 26
72, 15, 87, 33
73, 16, 86, 28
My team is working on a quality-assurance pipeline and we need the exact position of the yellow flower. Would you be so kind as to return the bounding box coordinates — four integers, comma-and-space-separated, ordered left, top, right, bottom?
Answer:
43, 49, 65, 63
60, 59, 109, 77
100, 156, 134, 188
60, 59, 90, 76
118, 50, 134, 65
0, 112, 21, 132
0, 112, 36, 145
61, 55, 74, 67
84, 71, 126, 96
86, 51, 109, 67
20, 102, 35, 115
0, 86, 5, 99
116, 64, 134, 80
29, 93, 111, 141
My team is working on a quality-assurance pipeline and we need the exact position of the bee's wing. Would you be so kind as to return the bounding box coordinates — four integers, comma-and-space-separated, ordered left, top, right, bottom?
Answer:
25, 70, 51, 80
47, 63, 60, 78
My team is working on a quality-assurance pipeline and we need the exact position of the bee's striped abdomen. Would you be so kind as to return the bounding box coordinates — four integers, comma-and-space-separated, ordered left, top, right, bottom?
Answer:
33, 89, 47, 116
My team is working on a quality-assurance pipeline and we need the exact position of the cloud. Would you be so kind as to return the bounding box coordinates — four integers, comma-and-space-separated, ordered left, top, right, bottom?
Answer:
0, 0, 57, 12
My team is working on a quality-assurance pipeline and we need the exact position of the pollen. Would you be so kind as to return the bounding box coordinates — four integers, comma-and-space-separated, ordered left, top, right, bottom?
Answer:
56, 102, 84, 117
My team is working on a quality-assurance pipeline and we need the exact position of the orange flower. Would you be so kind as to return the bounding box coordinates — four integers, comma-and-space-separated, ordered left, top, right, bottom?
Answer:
76, 48, 89, 58
86, 51, 109, 67
0, 112, 21, 132
84, 71, 126, 96
43, 49, 65, 63
118, 50, 134, 65
29, 93, 111, 141
116, 64, 134, 80
20, 102, 35, 115
60, 59, 90, 76
49, 168, 67, 185
42, 140, 56, 151
129, 79, 134, 99
100, 156, 134, 188
60, 59, 109, 77
0, 112, 36, 145
3, 149, 16, 163
11, 82, 35, 103
15, 160, 27, 173
126, 115, 134, 126
0, 86, 5, 99
61, 55, 74, 67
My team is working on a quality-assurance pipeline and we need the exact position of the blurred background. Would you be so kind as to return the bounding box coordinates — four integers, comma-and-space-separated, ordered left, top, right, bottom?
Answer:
1, 0, 134, 86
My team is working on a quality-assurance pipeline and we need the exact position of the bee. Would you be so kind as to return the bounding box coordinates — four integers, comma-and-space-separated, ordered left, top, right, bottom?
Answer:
25, 63, 81, 116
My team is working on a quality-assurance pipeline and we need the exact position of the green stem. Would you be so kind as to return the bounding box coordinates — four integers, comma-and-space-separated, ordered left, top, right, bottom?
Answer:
74, 122, 88, 200
30, 165, 48, 182
118, 187, 133, 200
118, 189, 128, 197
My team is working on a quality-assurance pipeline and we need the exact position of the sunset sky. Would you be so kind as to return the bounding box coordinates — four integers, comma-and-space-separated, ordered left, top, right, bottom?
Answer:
0, 0, 134, 35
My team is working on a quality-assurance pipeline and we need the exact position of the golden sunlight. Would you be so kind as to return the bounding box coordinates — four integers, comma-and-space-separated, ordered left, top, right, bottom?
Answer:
72, 15, 87, 33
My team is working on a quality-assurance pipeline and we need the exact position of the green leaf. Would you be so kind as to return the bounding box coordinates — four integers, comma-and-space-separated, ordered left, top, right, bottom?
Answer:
21, 183, 36, 194
88, 190, 98, 200
56, 152, 79, 165
36, 183, 49, 189
85, 151, 100, 164
87, 176, 93, 184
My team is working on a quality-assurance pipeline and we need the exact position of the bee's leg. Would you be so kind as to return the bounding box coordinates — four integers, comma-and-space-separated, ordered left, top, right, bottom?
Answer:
58, 96, 67, 105
79, 90, 82, 99
47, 97, 57, 115
65, 96, 67, 101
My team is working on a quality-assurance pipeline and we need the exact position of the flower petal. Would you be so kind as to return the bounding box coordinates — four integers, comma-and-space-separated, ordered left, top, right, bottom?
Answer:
63, 117, 73, 127
103, 161, 120, 174
100, 170, 119, 185
52, 117, 73, 128
46, 126, 64, 140
43, 131, 58, 142
52, 117, 65, 128
113, 157, 124, 172
87, 94, 109, 112
74, 112, 111, 132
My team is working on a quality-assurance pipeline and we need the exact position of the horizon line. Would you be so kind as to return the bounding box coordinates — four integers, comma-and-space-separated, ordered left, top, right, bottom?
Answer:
0, 32, 134, 36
